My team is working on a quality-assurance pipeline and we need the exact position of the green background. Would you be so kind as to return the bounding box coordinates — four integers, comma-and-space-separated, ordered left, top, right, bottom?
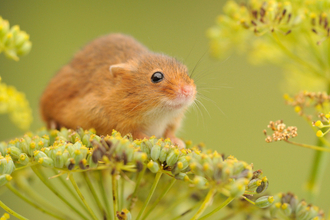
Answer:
0, 0, 329, 219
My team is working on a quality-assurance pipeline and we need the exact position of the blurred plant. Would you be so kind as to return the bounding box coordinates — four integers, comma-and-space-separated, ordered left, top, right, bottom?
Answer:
0, 77, 32, 130
0, 17, 31, 61
208, 0, 330, 208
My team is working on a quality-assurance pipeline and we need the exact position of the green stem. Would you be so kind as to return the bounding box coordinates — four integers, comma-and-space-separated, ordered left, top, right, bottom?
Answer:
6, 183, 66, 220
0, 199, 28, 220
136, 171, 163, 220
83, 172, 106, 218
31, 166, 88, 220
285, 140, 330, 152
142, 178, 176, 220
120, 176, 124, 211
69, 174, 98, 220
171, 202, 201, 220
306, 139, 329, 202
52, 169, 88, 215
305, 84, 330, 202
199, 197, 234, 220
128, 166, 146, 211
190, 188, 216, 220
99, 170, 113, 220
15, 174, 67, 216
112, 173, 118, 220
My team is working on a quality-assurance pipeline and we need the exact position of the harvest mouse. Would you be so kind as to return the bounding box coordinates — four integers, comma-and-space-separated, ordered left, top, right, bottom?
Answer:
40, 33, 196, 148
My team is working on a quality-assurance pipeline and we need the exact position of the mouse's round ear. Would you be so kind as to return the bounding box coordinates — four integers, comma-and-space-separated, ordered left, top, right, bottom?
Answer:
109, 63, 135, 78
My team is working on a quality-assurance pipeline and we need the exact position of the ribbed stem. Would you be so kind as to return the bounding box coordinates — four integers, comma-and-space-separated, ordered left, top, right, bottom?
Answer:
52, 169, 88, 215
199, 197, 234, 220
136, 171, 162, 220
129, 166, 146, 211
142, 178, 176, 220
99, 170, 113, 220
69, 174, 98, 220
6, 183, 66, 220
0, 199, 28, 220
190, 188, 216, 220
112, 173, 118, 220
83, 172, 105, 218
31, 166, 88, 220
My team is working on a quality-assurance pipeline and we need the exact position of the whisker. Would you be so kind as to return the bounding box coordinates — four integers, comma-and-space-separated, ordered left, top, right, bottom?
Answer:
195, 99, 211, 118
197, 93, 227, 117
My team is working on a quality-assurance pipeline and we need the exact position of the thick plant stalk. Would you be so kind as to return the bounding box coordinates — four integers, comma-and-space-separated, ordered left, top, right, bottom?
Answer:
306, 139, 329, 202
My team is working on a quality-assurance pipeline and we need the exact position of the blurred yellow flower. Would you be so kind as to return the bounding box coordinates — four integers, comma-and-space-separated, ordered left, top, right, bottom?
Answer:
0, 77, 32, 130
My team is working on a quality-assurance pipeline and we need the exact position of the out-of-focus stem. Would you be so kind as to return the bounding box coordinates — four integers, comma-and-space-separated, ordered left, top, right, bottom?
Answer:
112, 173, 118, 220
52, 169, 87, 213
136, 171, 162, 220
142, 178, 176, 220
284, 140, 330, 152
0, 199, 28, 220
15, 174, 66, 216
306, 139, 329, 202
99, 170, 113, 220
199, 196, 234, 220
6, 183, 66, 220
271, 32, 324, 79
190, 188, 216, 220
170, 202, 201, 220
83, 172, 105, 217
31, 166, 88, 220
69, 174, 98, 220
128, 166, 146, 211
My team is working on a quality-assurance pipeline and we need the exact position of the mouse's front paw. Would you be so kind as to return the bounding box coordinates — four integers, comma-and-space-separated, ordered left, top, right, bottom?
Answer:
171, 137, 186, 149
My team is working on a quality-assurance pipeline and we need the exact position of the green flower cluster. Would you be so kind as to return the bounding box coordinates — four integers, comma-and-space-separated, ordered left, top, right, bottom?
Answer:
0, 16, 31, 61
208, 0, 330, 92
0, 127, 273, 219
269, 192, 325, 220
0, 77, 33, 130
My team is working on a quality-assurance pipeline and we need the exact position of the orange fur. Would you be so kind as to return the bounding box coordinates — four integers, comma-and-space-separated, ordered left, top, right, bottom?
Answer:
40, 34, 196, 146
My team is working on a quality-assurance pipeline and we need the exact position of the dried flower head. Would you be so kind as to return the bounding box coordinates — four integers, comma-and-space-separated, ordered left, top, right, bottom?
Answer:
264, 120, 298, 143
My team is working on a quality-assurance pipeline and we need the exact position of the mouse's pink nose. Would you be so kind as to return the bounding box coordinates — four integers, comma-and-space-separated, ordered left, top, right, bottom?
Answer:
180, 85, 194, 97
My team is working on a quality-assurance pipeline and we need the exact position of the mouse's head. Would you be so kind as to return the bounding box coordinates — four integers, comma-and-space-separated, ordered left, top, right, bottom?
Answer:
109, 53, 196, 114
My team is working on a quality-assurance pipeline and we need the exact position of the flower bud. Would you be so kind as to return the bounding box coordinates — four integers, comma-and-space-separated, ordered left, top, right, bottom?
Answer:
247, 178, 261, 191
0, 174, 12, 186
255, 196, 274, 208
87, 152, 98, 168
33, 150, 47, 161
38, 157, 54, 168
7, 146, 21, 159
147, 160, 159, 173
175, 172, 188, 180
193, 176, 208, 189
256, 177, 269, 194
166, 148, 180, 166
151, 144, 161, 161
159, 145, 170, 162
18, 153, 29, 166
280, 203, 292, 216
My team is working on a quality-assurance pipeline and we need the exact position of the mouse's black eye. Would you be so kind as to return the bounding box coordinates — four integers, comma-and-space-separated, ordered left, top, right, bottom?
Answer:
151, 72, 164, 83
